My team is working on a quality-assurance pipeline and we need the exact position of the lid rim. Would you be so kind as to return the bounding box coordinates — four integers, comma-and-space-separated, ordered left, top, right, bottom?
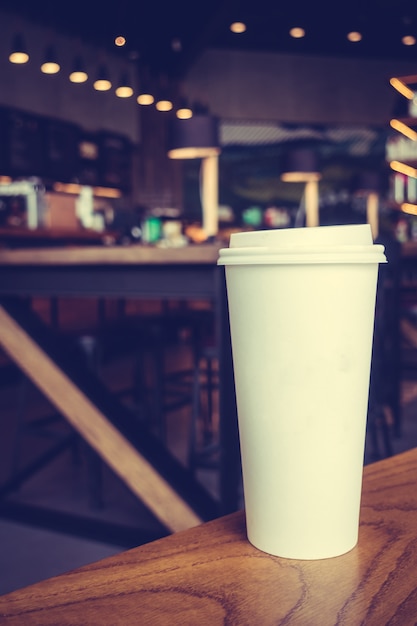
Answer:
218, 247, 387, 266
219, 244, 385, 254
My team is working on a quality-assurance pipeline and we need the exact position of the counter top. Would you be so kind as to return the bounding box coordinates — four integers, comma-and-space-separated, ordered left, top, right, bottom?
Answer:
0, 241, 223, 265
1, 447, 417, 624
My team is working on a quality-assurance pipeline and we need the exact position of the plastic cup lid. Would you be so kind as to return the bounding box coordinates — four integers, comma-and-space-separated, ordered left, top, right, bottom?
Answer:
230, 224, 372, 248
218, 225, 387, 265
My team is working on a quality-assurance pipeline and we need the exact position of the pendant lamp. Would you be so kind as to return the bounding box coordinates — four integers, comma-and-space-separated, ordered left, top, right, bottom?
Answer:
40, 45, 60, 74
137, 67, 155, 105
93, 64, 112, 91
281, 147, 321, 227
168, 114, 221, 237
167, 114, 220, 159
176, 98, 193, 119
9, 33, 29, 64
115, 72, 134, 98
137, 91, 154, 105
69, 56, 88, 83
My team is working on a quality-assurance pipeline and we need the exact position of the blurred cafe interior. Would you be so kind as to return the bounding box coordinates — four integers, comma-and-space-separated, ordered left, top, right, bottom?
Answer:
2, 0, 417, 595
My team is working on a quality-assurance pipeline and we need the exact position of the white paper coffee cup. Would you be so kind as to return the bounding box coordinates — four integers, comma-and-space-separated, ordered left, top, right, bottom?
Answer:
218, 224, 386, 560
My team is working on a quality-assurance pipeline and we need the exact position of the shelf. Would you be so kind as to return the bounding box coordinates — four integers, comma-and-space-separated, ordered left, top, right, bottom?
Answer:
389, 76, 417, 208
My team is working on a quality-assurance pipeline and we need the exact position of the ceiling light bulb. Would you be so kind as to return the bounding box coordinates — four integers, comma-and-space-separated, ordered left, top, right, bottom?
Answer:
230, 22, 246, 34
289, 27, 305, 39
347, 31, 362, 42
137, 93, 154, 105
41, 61, 60, 74
93, 64, 112, 91
176, 107, 193, 119
156, 99, 173, 112
115, 85, 134, 98
70, 70, 88, 83
115, 35, 126, 47
9, 51, 29, 64
9, 34, 29, 64
94, 78, 112, 91
40, 45, 60, 74
115, 72, 133, 98
69, 57, 88, 83
402, 35, 416, 46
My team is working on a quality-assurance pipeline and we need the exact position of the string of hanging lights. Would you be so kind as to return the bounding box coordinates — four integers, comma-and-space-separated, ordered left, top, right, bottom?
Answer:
7, 11, 415, 116
6, 32, 196, 117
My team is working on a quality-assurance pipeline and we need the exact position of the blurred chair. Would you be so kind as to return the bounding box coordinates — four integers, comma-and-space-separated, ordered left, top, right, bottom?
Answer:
187, 313, 220, 474
366, 232, 402, 461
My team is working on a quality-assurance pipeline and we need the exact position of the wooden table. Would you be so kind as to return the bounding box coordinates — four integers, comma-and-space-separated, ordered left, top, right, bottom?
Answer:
1, 447, 417, 624
0, 243, 240, 536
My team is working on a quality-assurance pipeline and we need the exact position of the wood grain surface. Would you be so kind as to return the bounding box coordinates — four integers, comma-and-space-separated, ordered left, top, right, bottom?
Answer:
1, 448, 417, 625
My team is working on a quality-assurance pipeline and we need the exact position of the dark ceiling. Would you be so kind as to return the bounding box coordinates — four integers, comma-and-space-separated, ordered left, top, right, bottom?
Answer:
3, 0, 417, 78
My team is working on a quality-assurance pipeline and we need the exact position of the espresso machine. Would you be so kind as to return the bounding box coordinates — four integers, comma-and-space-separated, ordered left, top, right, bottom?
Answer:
0, 178, 46, 229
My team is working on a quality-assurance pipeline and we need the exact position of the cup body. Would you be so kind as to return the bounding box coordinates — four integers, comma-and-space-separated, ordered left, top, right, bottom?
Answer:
218, 225, 386, 560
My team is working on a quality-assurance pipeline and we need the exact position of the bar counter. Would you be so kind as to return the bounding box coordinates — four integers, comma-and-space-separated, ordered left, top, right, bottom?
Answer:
1, 447, 417, 624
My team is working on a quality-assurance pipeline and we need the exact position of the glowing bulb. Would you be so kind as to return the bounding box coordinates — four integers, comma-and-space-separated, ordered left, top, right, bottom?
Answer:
230, 22, 246, 34
93, 65, 112, 91
41, 61, 60, 74
115, 85, 133, 98
69, 57, 88, 83
347, 31, 362, 42
176, 107, 193, 119
289, 27, 305, 39
9, 35, 29, 64
137, 93, 154, 105
155, 99, 173, 112
70, 70, 88, 83
115, 35, 126, 47
94, 79, 112, 91
402, 35, 416, 46
9, 51, 29, 64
